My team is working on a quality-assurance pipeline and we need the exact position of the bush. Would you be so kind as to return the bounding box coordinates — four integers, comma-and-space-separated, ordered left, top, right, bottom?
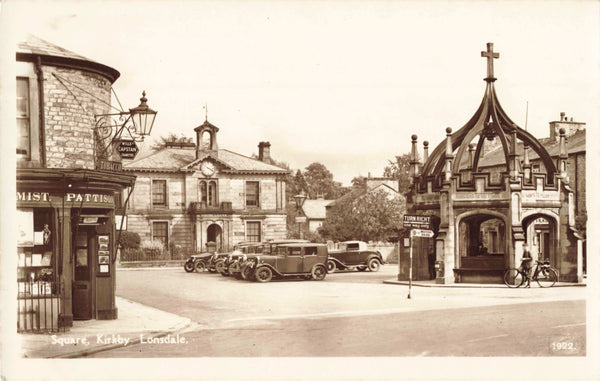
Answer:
140, 240, 164, 260
119, 231, 141, 250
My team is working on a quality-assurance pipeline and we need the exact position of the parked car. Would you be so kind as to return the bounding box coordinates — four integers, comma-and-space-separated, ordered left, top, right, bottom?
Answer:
183, 252, 226, 273
235, 239, 310, 280
248, 243, 328, 283
326, 240, 384, 273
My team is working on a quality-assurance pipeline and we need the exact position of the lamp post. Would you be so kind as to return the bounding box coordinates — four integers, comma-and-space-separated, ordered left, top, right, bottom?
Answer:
94, 91, 157, 161
293, 193, 307, 239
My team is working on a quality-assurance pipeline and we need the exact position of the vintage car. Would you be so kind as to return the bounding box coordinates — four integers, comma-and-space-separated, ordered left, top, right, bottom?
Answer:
235, 239, 310, 280
326, 240, 384, 273
247, 243, 329, 283
183, 252, 227, 273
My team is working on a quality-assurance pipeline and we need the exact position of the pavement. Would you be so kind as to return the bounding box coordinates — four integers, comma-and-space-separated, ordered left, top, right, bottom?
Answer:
18, 268, 585, 358
18, 296, 192, 358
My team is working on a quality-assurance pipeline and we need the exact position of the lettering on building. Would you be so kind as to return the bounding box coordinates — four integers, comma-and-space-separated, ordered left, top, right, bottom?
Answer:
17, 192, 51, 202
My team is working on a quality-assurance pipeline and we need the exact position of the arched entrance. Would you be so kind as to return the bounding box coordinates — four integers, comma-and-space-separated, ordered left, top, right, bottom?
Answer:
455, 212, 506, 283
522, 213, 558, 266
207, 224, 222, 252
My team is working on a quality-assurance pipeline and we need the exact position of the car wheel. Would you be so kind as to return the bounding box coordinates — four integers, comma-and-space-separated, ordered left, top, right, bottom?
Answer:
195, 261, 206, 272
356, 265, 367, 272
311, 264, 327, 281
255, 266, 273, 283
367, 258, 381, 272
184, 260, 195, 273
327, 260, 336, 273
215, 260, 226, 274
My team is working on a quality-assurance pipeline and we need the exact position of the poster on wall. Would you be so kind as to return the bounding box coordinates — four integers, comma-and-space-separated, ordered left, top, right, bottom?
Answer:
17, 209, 34, 247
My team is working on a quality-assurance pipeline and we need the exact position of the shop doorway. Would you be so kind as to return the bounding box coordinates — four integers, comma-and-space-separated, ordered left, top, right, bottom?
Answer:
72, 226, 94, 320
206, 224, 222, 252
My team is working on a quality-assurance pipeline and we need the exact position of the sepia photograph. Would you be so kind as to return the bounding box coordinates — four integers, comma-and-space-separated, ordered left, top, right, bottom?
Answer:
1, 0, 598, 380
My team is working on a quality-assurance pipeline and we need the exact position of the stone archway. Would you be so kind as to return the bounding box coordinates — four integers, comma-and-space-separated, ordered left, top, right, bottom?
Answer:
454, 210, 507, 283
521, 212, 559, 267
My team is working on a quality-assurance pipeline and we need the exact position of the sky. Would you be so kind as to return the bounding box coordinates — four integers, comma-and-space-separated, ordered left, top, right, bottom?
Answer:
3, 0, 599, 185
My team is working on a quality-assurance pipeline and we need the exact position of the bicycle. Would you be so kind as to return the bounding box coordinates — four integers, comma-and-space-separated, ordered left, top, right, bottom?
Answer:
503, 260, 558, 288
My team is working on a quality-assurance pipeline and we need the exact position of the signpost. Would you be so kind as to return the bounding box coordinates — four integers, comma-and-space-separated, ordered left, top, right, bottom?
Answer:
402, 215, 435, 299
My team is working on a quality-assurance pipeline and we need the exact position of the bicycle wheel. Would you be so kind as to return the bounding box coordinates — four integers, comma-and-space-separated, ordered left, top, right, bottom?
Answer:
536, 268, 558, 288
504, 268, 524, 288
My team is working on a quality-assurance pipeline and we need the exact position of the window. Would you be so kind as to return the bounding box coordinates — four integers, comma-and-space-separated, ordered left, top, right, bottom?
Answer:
305, 247, 317, 256
152, 180, 167, 207
17, 77, 31, 157
198, 180, 218, 206
152, 221, 168, 247
246, 181, 260, 207
246, 221, 261, 242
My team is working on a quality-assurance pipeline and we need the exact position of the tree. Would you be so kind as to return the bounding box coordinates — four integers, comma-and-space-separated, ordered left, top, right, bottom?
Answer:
319, 189, 406, 242
151, 133, 194, 150
303, 162, 345, 199
382, 153, 412, 195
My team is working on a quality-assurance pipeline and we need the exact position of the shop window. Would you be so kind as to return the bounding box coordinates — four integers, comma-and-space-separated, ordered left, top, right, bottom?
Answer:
17, 77, 31, 158
246, 221, 261, 242
246, 181, 260, 208
17, 208, 57, 292
152, 180, 167, 207
152, 221, 169, 247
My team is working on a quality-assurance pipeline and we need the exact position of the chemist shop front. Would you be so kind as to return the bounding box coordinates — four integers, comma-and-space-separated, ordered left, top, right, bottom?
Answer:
17, 169, 135, 332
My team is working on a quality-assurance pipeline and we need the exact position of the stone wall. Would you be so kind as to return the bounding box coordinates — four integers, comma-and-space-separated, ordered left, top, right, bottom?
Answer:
42, 66, 113, 169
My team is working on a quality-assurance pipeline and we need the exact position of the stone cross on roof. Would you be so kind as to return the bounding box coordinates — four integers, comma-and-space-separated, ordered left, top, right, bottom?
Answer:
481, 42, 499, 80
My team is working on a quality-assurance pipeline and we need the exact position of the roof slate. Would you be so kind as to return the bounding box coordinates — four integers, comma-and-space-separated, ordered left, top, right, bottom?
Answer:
123, 147, 288, 173
18, 35, 93, 62
478, 129, 586, 168
301, 199, 334, 220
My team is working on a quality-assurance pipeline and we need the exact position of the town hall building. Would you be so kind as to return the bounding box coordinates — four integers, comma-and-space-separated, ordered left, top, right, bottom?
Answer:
122, 120, 289, 254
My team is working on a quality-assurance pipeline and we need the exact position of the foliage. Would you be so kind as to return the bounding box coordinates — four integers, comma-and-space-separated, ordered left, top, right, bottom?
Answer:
382, 153, 412, 195
319, 189, 406, 242
302, 162, 346, 199
118, 231, 141, 249
140, 239, 164, 260
151, 133, 194, 150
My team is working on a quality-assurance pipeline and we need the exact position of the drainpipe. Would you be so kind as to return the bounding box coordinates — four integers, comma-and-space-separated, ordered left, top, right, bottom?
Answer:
34, 56, 46, 167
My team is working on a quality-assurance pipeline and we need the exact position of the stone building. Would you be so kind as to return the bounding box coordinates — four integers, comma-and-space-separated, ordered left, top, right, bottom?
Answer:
15, 36, 139, 331
122, 120, 289, 253
401, 43, 585, 284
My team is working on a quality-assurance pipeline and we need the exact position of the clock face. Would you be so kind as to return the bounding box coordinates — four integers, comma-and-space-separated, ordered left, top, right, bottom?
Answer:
200, 161, 215, 176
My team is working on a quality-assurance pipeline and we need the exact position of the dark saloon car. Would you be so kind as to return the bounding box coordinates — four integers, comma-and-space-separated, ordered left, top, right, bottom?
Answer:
248, 243, 328, 283
326, 240, 384, 273
235, 239, 310, 280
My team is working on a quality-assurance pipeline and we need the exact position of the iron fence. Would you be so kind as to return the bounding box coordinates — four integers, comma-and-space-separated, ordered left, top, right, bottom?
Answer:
17, 280, 64, 333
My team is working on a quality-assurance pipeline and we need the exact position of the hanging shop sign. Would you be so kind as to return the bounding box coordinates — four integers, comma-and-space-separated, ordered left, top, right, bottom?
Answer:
116, 139, 139, 159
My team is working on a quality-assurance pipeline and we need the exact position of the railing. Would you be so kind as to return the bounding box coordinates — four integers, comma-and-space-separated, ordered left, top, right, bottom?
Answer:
17, 280, 64, 333
189, 201, 233, 214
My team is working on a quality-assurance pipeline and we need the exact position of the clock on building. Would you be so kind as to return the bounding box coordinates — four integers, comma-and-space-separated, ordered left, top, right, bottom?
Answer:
200, 160, 215, 176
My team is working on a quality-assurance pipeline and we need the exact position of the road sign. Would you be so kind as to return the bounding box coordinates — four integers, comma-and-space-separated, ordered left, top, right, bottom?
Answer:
295, 216, 307, 223
412, 229, 434, 238
403, 215, 432, 229
117, 140, 139, 159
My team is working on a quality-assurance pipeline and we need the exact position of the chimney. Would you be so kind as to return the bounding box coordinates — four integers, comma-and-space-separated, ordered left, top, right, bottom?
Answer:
258, 142, 272, 163
550, 112, 585, 142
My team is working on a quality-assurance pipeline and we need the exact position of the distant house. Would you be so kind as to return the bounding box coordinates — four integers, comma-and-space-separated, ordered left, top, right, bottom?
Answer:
299, 198, 334, 232
325, 176, 402, 217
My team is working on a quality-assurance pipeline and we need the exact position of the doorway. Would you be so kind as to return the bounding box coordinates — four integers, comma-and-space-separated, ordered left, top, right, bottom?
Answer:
72, 226, 94, 320
206, 224, 222, 252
